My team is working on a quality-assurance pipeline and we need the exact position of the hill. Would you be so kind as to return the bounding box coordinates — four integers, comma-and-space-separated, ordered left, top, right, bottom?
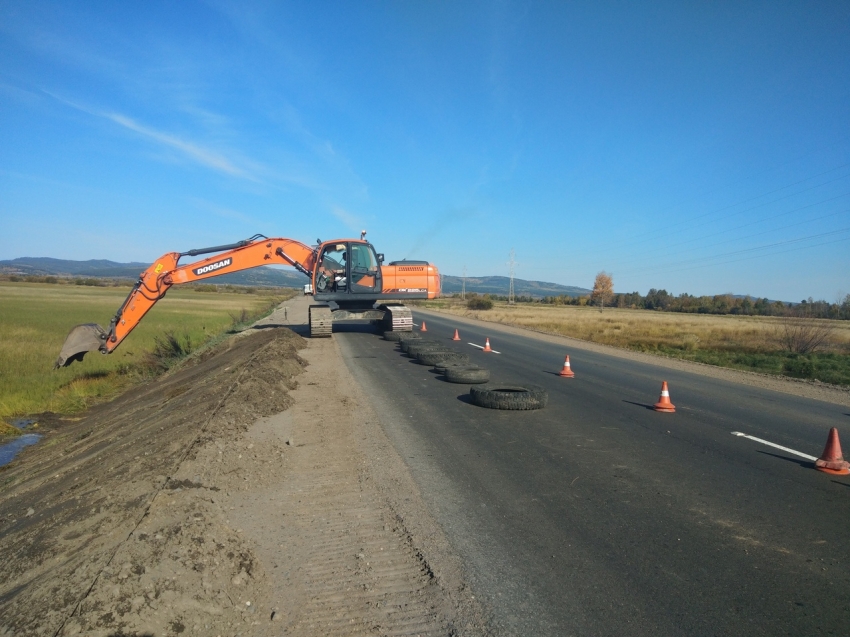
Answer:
0, 257, 591, 297
0, 257, 309, 288
441, 275, 590, 298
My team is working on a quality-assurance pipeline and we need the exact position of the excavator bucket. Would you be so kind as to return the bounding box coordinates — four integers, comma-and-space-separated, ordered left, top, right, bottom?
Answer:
54, 323, 108, 368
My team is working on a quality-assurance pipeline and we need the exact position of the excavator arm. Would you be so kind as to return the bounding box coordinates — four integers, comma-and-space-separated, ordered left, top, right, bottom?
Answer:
55, 236, 317, 368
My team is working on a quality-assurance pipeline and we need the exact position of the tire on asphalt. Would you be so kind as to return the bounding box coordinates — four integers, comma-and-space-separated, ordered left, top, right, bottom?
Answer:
469, 384, 548, 410
406, 341, 446, 357
444, 366, 491, 384
400, 338, 432, 353
416, 351, 470, 366
434, 362, 479, 374
383, 330, 420, 342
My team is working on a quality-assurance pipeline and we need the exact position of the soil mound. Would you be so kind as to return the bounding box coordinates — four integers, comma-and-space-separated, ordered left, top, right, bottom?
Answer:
0, 327, 306, 636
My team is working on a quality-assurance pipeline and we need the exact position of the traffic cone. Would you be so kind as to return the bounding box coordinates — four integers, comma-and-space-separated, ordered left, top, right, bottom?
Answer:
815, 427, 850, 475
483, 337, 492, 353
558, 355, 575, 378
452, 329, 461, 341
653, 381, 675, 413
420, 321, 427, 332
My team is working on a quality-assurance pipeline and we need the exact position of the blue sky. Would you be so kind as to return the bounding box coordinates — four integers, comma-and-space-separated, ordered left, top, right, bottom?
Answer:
1, 1, 848, 302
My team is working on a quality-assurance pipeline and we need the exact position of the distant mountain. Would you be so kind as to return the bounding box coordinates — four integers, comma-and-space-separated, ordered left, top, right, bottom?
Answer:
0, 257, 309, 288
0, 257, 590, 297
441, 275, 590, 298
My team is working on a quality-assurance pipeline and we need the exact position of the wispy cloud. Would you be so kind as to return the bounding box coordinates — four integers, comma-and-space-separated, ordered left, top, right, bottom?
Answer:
41, 89, 262, 181
329, 205, 363, 232
186, 197, 258, 225
105, 112, 256, 180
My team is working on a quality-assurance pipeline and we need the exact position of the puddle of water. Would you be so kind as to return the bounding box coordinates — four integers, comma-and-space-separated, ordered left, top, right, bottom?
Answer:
11, 418, 37, 429
0, 433, 42, 467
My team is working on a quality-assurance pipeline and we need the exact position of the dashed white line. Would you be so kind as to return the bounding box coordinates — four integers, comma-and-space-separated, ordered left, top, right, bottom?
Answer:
468, 343, 501, 354
731, 431, 817, 461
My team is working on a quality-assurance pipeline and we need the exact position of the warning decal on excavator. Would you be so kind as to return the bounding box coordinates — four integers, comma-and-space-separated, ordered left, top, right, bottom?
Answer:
154, 263, 163, 274
193, 257, 233, 276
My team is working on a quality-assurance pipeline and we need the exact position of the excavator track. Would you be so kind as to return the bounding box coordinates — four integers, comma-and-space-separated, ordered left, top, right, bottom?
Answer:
379, 304, 413, 332
309, 305, 333, 338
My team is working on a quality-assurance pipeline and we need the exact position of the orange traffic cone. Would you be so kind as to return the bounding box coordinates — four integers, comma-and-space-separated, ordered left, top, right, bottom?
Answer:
452, 329, 461, 341
558, 355, 575, 378
483, 337, 492, 353
815, 427, 850, 475
420, 321, 427, 332
653, 381, 675, 413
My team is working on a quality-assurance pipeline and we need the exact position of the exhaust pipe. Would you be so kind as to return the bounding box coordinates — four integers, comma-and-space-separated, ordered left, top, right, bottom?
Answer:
54, 323, 108, 368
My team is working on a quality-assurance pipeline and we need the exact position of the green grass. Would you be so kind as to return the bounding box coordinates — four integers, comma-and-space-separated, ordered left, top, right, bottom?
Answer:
0, 282, 294, 424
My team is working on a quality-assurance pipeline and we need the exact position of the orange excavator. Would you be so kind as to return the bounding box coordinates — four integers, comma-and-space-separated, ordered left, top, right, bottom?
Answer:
55, 232, 440, 367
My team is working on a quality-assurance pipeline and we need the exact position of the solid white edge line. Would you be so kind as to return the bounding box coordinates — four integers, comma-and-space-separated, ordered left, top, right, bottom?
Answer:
731, 431, 818, 462
468, 343, 501, 354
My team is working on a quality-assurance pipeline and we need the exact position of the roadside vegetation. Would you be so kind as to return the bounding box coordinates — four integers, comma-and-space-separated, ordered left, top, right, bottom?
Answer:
419, 295, 850, 386
0, 281, 296, 431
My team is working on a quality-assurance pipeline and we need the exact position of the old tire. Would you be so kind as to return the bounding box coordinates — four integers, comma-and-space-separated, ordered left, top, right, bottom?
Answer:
383, 330, 419, 342
401, 338, 434, 353
444, 366, 491, 384
416, 351, 470, 366
434, 362, 479, 374
406, 341, 445, 357
469, 384, 548, 410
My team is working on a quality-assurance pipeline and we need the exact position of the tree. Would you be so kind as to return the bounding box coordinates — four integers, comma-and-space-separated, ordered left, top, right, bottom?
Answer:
591, 271, 614, 310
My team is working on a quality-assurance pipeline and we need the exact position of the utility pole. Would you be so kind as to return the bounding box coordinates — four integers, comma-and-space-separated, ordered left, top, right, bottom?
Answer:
461, 266, 467, 300
507, 249, 518, 305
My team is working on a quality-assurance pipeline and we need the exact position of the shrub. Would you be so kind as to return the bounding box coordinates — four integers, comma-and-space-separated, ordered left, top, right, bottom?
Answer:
467, 298, 493, 310
140, 332, 192, 373
782, 355, 814, 378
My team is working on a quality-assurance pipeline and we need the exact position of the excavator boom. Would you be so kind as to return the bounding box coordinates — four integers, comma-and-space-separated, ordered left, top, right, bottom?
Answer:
55, 233, 440, 367
55, 236, 317, 367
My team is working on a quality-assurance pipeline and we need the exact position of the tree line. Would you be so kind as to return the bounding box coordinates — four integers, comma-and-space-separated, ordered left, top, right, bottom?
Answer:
542, 290, 850, 319
456, 289, 850, 320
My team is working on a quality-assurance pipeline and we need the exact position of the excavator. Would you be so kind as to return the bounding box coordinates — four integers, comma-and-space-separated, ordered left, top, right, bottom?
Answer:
55, 232, 440, 367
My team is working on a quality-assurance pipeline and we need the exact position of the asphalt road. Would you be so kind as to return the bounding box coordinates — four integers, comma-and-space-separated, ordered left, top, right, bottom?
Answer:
335, 312, 850, 637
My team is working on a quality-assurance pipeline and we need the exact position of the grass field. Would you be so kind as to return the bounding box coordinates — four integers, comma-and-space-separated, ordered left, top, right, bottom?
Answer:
0, 282, 295, 425
419, 298, 850, 385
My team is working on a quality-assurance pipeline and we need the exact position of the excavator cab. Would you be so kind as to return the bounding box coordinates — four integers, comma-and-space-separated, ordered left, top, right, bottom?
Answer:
315, 241, 382, 298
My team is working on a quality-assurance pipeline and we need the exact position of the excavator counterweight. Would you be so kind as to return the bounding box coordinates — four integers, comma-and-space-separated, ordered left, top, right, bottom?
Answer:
55, 233, 440, 367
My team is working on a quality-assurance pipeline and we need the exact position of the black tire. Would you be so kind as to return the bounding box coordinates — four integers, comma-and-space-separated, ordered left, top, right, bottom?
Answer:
469, 384, 548, 410
416, 351, 470, 366
444, 367, 491, 384
406, 341, 445, 357
434, 362, 479, 374
383, 330, 419, 342
400, 338, 425, 352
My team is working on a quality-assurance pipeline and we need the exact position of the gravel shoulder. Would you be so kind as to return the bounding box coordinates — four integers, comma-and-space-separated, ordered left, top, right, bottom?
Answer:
0, 297, 486, 636
415, 307, 850, 407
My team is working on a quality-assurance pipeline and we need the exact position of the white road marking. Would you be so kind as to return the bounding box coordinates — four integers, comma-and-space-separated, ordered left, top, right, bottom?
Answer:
468, 343, 501, 354
731, 431, 818, 461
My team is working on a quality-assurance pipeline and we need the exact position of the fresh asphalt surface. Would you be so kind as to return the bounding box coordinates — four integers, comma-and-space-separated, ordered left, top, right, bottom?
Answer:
335, 312, 850, 636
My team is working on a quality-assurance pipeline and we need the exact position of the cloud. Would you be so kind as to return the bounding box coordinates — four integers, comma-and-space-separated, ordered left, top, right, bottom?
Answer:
39, 89, 262, 181
186, 197, 258, 224
329, 205, 363, 232
105, 113, 258, 181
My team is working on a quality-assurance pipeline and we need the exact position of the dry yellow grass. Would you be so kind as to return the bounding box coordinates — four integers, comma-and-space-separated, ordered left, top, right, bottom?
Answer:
422, 299, 850, 352
419, 298, 850, 384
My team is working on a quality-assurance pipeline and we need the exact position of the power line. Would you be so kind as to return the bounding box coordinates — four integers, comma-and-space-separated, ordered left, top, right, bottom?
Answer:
507, 249, 518, 304
566, 162, 850, 263
624, 227, 850, 276
602, 193, 850, 270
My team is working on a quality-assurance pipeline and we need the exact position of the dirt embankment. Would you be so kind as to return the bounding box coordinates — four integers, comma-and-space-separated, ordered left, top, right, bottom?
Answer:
0, 310, 485, 637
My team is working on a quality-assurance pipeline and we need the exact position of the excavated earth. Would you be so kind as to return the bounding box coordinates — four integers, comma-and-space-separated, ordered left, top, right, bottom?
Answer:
0, 299, 487, 636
